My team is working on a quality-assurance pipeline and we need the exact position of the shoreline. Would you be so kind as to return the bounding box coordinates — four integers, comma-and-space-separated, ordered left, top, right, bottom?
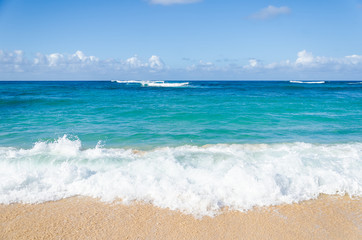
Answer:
1, 195, 361, 239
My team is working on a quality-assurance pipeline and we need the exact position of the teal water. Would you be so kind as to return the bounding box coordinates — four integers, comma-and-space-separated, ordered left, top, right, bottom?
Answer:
1, 81, 361, 148
0, 80, 361, 215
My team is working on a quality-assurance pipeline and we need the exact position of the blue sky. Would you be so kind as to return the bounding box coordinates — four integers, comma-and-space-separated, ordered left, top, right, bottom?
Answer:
1, 0, 362, 80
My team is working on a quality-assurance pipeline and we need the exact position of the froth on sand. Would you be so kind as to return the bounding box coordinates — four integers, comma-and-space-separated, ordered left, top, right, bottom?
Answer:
1, 195, 361, 240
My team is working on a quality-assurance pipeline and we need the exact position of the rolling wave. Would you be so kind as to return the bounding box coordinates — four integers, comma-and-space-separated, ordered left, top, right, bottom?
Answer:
290, 81, 325, 84
0, 136, 361, 216
112, 80, 189, 87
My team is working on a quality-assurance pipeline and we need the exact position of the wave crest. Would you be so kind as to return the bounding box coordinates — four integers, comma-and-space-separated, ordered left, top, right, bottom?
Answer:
113, 80, 189, 87
0, 136, 361, 216
290, 80, 325, 84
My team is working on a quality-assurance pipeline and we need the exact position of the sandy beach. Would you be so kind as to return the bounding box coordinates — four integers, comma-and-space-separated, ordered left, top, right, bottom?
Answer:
1, 195, 360, 240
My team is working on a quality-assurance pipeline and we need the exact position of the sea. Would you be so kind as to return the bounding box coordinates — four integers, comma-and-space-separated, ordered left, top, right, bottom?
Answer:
0, 80, 361, 216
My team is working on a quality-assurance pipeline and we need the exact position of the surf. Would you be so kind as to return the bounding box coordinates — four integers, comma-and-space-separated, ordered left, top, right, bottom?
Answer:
1, 135, 360, 216
290, 80, 325, 84
113, 80, 189, 87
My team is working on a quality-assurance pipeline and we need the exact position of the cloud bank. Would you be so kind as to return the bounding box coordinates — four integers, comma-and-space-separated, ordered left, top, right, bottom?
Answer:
1, 49, 362, 80
0, 50, 166, 79
249, 6, 291, 20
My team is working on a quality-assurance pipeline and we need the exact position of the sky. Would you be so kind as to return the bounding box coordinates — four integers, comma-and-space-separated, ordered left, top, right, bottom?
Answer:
0, 0, 362, 80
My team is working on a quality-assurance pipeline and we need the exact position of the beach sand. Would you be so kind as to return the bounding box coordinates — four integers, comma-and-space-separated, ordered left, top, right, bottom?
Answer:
1, 195, 361, 240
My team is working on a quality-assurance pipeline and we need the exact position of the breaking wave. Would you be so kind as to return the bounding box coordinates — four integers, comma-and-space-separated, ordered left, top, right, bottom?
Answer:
0, 136, 361, 216
290, 81, 325, 84
112, 80, 189, 87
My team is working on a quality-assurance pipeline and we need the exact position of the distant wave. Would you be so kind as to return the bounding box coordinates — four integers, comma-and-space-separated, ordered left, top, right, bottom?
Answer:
1, 135, 360, 216
113, 80, 189, 87
290, 81, 325, 84
348, 82, 362, 85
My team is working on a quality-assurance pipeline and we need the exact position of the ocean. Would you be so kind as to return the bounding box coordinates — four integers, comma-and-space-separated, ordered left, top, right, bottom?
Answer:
0, 80, 361, 216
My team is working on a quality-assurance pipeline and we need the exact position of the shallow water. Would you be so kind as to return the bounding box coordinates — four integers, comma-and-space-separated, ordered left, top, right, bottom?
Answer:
1, 81, 361, 148
0, 80, 361, 215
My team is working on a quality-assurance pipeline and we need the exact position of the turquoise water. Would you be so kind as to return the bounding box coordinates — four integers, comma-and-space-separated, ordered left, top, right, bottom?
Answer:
0, 80, 361, 215
1, 81, 361, 148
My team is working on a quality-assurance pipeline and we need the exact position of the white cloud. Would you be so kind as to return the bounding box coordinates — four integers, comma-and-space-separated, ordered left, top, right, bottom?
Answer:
123, 55, 165, 71
1, 49, 362, 80
243, 59, 261, 69
186, 60, 220, 72
31, 51, 100, 74
126, 56, 146, 68
0, 50, 23, 64
71, 50, 99, 63
148, 55, 165, 71
0, 50, 26, 72
345, 54, 362, 64
249, 6, 291, 20
47, 53, 64, 67
149, 0, 201, 5
245, 50, 362, 73
183, 50, 362, 79
0, 50, 166, 78
295, 50, 314, 65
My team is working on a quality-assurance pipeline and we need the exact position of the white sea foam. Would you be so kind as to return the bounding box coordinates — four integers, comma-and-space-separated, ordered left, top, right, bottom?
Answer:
0, 136, 361, 216
290, 81, 325, 84
113, 80, 189, 87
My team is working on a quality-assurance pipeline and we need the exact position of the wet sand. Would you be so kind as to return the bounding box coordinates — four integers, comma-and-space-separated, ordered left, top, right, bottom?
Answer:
1, 195, 361, 240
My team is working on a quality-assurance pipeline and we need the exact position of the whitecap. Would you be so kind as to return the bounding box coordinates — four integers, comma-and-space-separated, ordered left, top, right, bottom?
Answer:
113, 80, 189, 87
290, 81, 325, 84
0, 136, 361, 216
